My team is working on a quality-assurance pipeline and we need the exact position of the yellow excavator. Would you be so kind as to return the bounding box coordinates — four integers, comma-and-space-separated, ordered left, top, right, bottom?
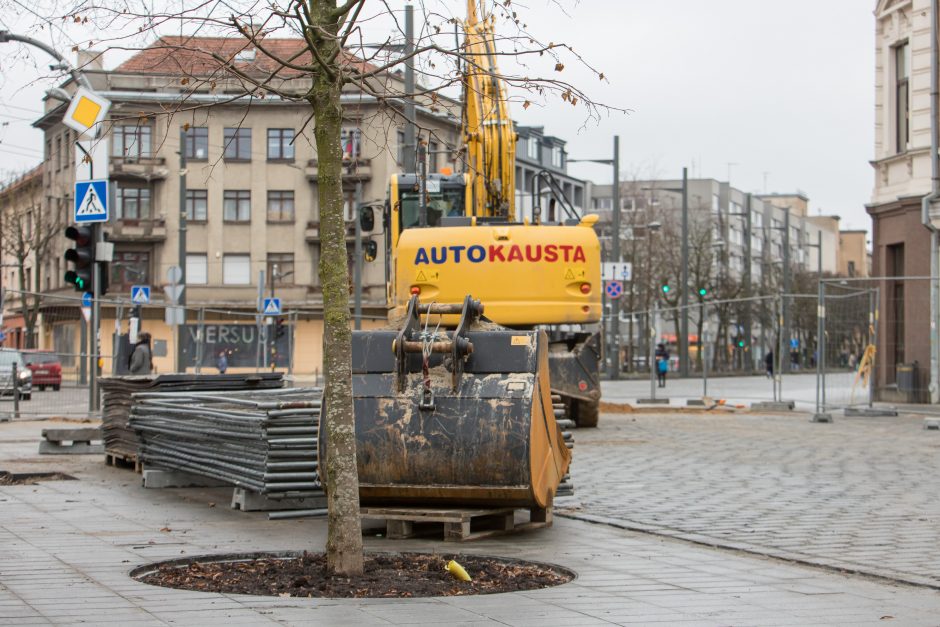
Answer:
323, 2, 602, 510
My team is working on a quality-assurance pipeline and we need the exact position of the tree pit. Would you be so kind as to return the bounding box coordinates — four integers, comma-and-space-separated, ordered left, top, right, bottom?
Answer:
0, 471, 76, 485
132, 551, 574, 598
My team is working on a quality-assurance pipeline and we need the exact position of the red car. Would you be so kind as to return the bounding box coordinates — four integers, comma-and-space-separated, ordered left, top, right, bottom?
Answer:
21, 350, 62, 391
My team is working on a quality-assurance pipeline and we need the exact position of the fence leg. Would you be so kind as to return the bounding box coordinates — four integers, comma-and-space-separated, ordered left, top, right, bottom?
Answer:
813, 280, 833, 423
12, 362, 19, 421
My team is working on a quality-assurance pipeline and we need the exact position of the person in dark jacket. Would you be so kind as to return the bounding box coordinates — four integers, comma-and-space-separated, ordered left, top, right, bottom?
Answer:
655, 343, 669, 388
765, 350, 774, 378
216, 350, 228, 374
129, 332, 153, 375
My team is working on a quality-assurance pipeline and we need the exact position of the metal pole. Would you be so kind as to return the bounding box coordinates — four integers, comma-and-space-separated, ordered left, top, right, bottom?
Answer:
679, 167, 689, 377
90, 223, 101, 411
782, 207, 791, 373
194, 307, 205, 375
177, 127, 188, 373
255, 270, 265, 373
815, 277, 825, 416
79, 316, 87, 385
288, 310, 296, 376
701, 302, 708, 398
403, 3, 416, 169
12, 361, 19, 420
354, 181, 363, 331
744, 194, 753, 371
610, 135, 621, 379
649, 301, 657, 401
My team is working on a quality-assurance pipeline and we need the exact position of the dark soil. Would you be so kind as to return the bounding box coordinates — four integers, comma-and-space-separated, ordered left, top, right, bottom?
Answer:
138, 551, 574, 598
0, 471, 75, 485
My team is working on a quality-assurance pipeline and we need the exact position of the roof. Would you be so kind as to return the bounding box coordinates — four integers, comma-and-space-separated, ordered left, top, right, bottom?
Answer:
115, 36, 378, 78
0, 165, 43, 197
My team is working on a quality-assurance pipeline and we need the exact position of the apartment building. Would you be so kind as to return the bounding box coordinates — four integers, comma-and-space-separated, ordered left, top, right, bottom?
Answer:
31, 37, 462, 375
514, 126, 586, 222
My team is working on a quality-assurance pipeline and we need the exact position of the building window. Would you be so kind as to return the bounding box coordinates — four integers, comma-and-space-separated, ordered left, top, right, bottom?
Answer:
186, 254, 208, 285
551, 145, 563, 168
428, 140, 439, 172
848, 260, 856, 277
184, 127, 209, 160
110, 251, 150, 292
223, 254, 251, 285
712, 194, 720, 213
112, 125, 152, 159
116, 185, 151, 220
267, 128, 295, 160
223, 127, 252, 160
341, 128, 361, 159
397, 129, 407, 165
223, 190, 251, 222
185, 190, 208, 221
267, 253, 295, 286
527, 137, 539, 160
62, 131, 70, 169
896, 42, 910, 153
55, 135, 62, 171
267, 190, 295, 222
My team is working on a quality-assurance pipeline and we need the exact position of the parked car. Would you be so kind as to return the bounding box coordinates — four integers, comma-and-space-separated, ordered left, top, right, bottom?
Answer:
21, 350, 62, 391
0, 349, 32, 400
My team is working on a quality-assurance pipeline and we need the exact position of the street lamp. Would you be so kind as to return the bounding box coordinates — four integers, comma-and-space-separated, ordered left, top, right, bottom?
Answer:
570, 135, 621, 379
643, 221, 662, 401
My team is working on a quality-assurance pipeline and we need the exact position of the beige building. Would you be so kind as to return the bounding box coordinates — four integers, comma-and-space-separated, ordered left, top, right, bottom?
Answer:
838, 230, 871, 277
32, 37, 463, 375
868, 0, 938, 400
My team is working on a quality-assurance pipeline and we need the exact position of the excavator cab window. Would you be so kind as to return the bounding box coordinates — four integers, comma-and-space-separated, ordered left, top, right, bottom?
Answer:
399, 184, 466, 231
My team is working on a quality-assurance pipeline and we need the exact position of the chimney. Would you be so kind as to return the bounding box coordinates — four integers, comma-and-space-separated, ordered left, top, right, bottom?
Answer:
76, 50, 104, 71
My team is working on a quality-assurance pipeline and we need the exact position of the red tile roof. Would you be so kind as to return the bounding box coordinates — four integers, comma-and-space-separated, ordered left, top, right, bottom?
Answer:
115, 36, 378, 78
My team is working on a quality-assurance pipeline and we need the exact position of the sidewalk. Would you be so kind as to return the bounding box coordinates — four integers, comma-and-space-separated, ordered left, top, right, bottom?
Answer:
2, 419, 940, 625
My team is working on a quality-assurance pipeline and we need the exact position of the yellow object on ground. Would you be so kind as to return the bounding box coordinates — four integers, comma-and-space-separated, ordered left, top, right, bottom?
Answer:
446, 560, 472, 582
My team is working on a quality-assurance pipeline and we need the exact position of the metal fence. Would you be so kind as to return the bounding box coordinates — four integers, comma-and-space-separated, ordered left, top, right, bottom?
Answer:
0, 287, 388, 419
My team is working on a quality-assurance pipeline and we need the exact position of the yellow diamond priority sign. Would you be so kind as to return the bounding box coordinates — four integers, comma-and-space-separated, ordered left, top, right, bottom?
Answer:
62, 88, 111, 136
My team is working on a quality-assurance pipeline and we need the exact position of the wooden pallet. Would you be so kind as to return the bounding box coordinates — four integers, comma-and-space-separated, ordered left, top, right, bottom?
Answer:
105, 452, 142, 473
361, 505, 552, 542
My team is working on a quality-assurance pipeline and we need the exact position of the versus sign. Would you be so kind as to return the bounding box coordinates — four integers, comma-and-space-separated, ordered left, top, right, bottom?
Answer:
179, 324, 292, 368
414, 244, 587, 265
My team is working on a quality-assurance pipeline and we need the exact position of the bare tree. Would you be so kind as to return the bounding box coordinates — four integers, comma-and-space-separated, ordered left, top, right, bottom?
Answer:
0, 166, 61, 349
9, 0, 609, 575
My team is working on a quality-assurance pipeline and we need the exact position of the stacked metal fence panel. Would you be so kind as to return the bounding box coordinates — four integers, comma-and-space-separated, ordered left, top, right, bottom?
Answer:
100, 374, 284, 460
129, 387, 322, 498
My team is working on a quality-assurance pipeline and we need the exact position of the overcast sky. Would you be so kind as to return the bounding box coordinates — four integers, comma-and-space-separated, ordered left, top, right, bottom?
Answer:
0, 1, 875, 229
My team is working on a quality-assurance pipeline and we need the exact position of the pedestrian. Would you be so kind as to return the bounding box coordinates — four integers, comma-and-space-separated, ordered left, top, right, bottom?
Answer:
764, 349, 774, 378
216, 350, 228, 374
655, 343, 669, 388
128, 332, 153, 375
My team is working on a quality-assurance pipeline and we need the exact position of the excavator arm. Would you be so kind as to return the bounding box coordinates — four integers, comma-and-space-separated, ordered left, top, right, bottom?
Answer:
463, 0, 516, 218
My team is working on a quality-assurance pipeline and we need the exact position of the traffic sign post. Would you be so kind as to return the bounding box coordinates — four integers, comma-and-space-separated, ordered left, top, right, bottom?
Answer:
263, 298, 282, 316
131, 285, 151, 305
604, 280, 624, 300
74, 180, 109, 223
602, 262, 633, 282
62, 88, 111, 137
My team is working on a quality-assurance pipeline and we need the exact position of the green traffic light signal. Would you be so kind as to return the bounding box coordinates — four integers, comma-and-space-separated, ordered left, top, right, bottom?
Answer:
738, 340, 745, 348
661, 285, 670, 294
698, 287, 708, 296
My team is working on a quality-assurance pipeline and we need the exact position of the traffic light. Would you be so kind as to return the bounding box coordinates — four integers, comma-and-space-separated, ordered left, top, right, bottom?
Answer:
275, 317, 286, 340
698, 287, 708, 297
64, 226, 94, 292
737, 339, 745, 348
661, 284, 671, 294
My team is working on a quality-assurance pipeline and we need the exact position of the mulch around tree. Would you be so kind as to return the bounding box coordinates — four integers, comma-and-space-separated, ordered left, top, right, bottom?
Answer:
136, 551, 574, 598
0, 471, 75, 485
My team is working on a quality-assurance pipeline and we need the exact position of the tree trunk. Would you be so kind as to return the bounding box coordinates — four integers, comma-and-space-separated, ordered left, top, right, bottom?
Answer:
310, 68, 364, 576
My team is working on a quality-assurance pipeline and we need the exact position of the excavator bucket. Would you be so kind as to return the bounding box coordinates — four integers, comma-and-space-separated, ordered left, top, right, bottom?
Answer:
320, 295, 571, 509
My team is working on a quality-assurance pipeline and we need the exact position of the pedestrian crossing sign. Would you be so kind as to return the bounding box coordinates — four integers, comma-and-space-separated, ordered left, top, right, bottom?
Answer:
263, 298, 282, 315
74, 180, 109, 223
131, 285, 151, 305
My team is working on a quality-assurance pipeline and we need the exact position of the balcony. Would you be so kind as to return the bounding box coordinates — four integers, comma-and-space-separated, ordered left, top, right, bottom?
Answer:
107, 219, 167, 242
109, 156, 170, 181
305, 158, 372, 183
304, 221, 359, 243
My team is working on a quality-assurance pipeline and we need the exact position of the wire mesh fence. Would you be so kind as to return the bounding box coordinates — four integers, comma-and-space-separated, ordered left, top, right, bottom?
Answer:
0, 288, 386, 419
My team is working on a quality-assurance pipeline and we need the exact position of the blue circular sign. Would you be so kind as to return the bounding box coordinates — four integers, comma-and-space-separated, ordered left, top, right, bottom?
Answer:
82, 292, 93, 307
604, 281, 623, 299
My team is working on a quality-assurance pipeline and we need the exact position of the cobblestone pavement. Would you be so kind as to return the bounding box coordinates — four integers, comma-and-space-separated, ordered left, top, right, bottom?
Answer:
559, 410, 940, 589
4, 419, 940, 625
